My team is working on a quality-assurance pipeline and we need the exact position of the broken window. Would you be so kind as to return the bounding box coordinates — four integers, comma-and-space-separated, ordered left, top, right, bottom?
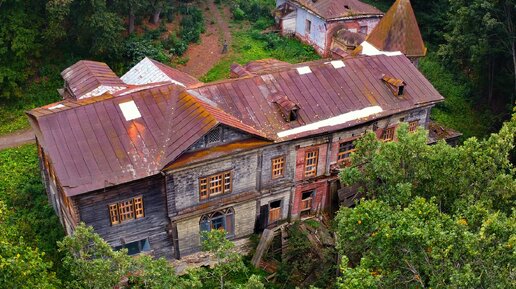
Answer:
409, 120, 419, 132
199, 208, 235, 237
304, 150, 318, 177
337, 141, 356, 164
382, 127, 395, 142
108, 196, 145, 225
271, 156, 285, 179
199, 171, 232, 200
305, 19, 311, 34
114, 238, 150, 255
300, 191, 314, 211
269, 200, 282, 223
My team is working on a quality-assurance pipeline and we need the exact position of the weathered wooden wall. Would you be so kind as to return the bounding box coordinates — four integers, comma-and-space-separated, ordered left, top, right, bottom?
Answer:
74, 175, 174, 259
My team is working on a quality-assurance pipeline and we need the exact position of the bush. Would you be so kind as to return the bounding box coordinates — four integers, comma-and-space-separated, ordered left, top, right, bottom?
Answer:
253, 17, 273, 30
123, 36, 169, 67
180, 7, 205, 44
163, 34, 189, 56
231, 0, 274, 22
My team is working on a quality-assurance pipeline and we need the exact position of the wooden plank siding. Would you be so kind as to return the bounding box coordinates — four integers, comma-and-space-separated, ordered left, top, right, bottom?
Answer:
74, 175, 174, 259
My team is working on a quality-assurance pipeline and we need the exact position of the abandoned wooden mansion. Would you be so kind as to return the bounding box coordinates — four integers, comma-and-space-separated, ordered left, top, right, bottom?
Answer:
28, 52, 453, 259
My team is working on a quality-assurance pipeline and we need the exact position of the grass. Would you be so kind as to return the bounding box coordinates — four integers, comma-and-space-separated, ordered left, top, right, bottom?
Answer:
201, 21, 320, 82
0, 144, 66, 277
419, 54, 493, 139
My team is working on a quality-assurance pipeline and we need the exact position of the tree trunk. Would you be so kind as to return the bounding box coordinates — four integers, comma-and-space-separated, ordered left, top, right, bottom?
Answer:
128, 11, 135, 34
150, 9, 161, 24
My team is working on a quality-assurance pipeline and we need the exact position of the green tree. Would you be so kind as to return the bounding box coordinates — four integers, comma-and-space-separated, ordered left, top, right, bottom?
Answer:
58, 223, 189, 289
199, 230, 251, 289
0, 201, 60, 288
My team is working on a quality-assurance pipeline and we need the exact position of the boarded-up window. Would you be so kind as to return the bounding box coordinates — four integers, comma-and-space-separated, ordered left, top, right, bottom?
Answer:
199, 171, 232, 200
382, 127, 395, 142
305, 19, 311, 34
300, 191, 313, 211
409, 121, 418, 132
109, 196, 144, 225
268, 200, 281, 223
337, 141, 356, 164
271, 156, 285, 179
304, 150, 318, 177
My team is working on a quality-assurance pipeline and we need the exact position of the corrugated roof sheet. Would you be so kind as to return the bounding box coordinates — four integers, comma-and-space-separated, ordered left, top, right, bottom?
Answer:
121, 57, 202, 87
365, 0, 427, 57
291, 0, 383, 20
28, 83, 269, 197
189, 54, 443, 140
61, 60, 127, 99
29, 54, 443, 197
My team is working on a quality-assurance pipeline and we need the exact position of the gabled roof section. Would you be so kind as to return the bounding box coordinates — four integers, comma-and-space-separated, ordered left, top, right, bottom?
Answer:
365, 0, 427, 57
61, 60, 127, 99
291, 0, 383, 20
190, 54, 443, 140
121, 57, 202, 88
28, 82, 268, 197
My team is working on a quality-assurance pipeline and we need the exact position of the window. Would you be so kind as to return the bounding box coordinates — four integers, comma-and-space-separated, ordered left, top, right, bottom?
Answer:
108, 196, 144, 225
269, 200, 282, 223
337, 141, 356, 163
300, 191, 313, 211
199, 208, 235, 237
199, 171, 232, 200
409, 121, 419, 132
114, 239, 150, 255
304, 150, 318, 177
382, 127, 395, 142
359, 25, 368, 34
271, 156, 285, 179
305, 19, 311, 34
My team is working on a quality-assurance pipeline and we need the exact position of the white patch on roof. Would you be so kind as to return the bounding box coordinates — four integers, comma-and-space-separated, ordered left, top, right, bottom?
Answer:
119, 100, 142, 121
296, 66, 312, 75
80, 85, 126, 99
277, 106, 383, 138
360, 41, 403, 56
121, 57, 185, 87
330, 60, 345, 68
48, 104, 65, 110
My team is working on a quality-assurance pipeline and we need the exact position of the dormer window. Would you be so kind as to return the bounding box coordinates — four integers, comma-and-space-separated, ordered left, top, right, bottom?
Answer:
381, 74, 406, 96
271, 94, 300, 122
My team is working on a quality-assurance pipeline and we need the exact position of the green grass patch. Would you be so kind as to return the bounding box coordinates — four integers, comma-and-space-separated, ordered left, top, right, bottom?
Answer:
359, 0, 391, 12
419, 54, 493, 139
0, 144, 66, 277
201, 23, 320, 82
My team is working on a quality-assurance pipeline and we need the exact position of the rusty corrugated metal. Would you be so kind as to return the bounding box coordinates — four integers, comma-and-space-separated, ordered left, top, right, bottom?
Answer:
291, 0, 383, 20
61, 60, 127, 99
365, 0, 427, 57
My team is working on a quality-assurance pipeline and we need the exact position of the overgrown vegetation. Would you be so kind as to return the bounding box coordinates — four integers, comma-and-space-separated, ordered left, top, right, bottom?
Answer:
337, 114, 516, 288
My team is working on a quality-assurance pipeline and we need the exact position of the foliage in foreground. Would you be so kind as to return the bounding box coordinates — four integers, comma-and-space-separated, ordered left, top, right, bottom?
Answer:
336, 114, 516, 288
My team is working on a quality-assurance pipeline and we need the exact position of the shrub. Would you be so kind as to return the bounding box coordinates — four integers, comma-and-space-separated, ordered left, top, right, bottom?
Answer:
163, 34, 189, 56
231, 0, 274, 22
180, 7, 205, 44
123, 36, 169, 67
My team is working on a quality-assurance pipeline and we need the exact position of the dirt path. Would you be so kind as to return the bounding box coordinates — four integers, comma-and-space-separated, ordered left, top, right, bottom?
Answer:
0, 128, 35, 150
177, 1, 232, 78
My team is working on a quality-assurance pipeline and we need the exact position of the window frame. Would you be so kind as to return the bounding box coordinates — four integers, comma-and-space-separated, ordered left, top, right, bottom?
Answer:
268, 200, 282, 223
408, 120, 419, 132
382, 127, 395, 142
305, 19, 311, 34
271, 156, 286, 179
199, 208, 235, 237
337, 140, 356, 164
199, 171, 232, 201
108, 196, 145, 226
304, 149, 319, 178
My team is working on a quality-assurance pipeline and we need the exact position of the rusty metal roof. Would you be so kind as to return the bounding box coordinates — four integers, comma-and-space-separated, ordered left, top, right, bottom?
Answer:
291, 0, 383, 20
61, 60, 127, 99
29, 54, 443, 197
189, 54, 443, 140
365, 0, 427, 57
28, 83, 269, 197
333, 29, 365, 46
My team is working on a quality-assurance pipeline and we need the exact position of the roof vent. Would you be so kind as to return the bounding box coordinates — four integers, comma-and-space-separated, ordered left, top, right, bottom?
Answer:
296, 66, 312, 75
119, 100, 141, 121
381, 74, 406, 96
271, 94, 300, 122
344, 5, 350, 9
